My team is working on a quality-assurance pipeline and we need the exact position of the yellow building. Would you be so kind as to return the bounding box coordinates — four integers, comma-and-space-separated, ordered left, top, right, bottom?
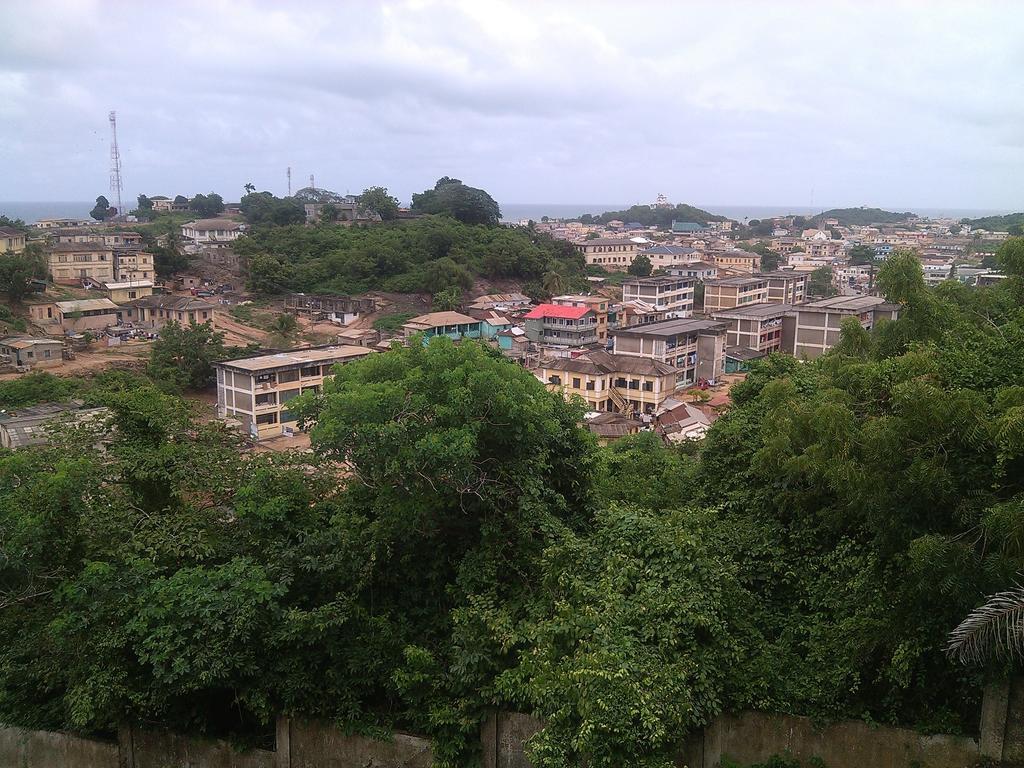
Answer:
710, 249, 759, 273
0, 226, 26, 254
576, 237, 649, 271
45, 243, 115, 284
703, 276, 769, 312
214, 346, 374, 440
536, 349, 678, 415
114, 250, 155, 281
104, 280, 154, 304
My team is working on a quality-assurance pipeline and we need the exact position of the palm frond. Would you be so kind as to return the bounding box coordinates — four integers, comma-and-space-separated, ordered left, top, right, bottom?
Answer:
947, 584, 1024, 665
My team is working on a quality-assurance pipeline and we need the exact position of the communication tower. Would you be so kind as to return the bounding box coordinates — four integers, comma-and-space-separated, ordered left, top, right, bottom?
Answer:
287, 167, 292, 196
108, 111, 124, 217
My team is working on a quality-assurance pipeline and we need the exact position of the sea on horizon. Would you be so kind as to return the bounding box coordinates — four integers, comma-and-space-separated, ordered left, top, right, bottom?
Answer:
0, 200, 1014, 225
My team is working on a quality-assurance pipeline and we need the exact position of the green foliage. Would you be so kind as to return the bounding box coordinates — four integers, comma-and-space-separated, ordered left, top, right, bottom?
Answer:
808, 266, 837, 297
372, 312, 415, 332
812, 207, 915, 226
965, 212, 1024, 232
358, 186, 400, 221
0, 215, 29, 232
239, 192, 306, 227
0, 371, 81, 407
431, 286, 462, 312
189, 193, 225, 217
628, 253, 653, 276
148, 321, 228, 391
577, 203, 730, 228
411, 177, 501, 225
749, 241, 780, 271
233, 216, 584, 296
90, 195, 112, 221
0, 242, 46, 301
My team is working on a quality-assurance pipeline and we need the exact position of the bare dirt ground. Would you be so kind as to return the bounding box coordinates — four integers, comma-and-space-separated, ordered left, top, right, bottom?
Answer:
215, 312, 272, 347
0, 345, 151, 381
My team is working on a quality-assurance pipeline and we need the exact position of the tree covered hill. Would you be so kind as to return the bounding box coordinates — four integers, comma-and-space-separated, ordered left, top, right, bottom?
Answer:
575, 203, 732, 228
964, 211, 1024, 234
233, 216, 586, 297
811, 206, 916, 226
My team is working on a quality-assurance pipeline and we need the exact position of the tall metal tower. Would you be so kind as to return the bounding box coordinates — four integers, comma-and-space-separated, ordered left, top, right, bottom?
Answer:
287, 167, 292, 196
108, 111, 124, 217
309, 174, 315, 190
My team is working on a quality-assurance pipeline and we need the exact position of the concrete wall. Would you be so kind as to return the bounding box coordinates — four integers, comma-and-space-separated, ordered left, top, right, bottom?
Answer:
127, 726, 275, 768
283, 719, 432, 768
679, 711, 980, 768
481, 712, 543, 768
0, 725, 119, 768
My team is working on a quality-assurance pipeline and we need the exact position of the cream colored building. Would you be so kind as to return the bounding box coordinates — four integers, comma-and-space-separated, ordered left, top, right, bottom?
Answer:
790, 295, 900, 359
113, 250, 155, 281
552, 294, 611, 341
29, 298, 121, 332
181, 219, 244, 246
576, 237, 649, 271
120, 295, 218, 330
104, 280, 154, 304
536, 349, 679, 415
45, 243, 115, 284
621, 276, 695, 319
214, 346, 373, 440
0, 227, 26, 254
610, 318, 727, 385
710, 250, 759, 273
703, 276, 769, 312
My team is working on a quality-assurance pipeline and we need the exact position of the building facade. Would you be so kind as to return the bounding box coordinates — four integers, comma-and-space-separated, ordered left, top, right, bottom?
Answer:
0, 337, 64, 368
639, 244, 700, 270
789, 295, 901, 359
710, 303, 792, 353
551, 294, 610, 340
523, 304, 599, 348
763, 271, 809, 304
113, 249, 155, 281
622, 276, 695, 319
703, 276, 769, 312
536, 349, 679, 415
0, 226, 26, 254
611, 318, 728, 385
45, 243, 115, 284
401, 311, 485, 342
214, 346, 373, 440
181, 219, 244, 246
576, 238, 648, 271
121, 296, 218, 329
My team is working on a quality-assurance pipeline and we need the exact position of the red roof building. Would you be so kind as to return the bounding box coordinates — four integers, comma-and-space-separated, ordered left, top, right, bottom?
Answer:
523, 303, 591, 320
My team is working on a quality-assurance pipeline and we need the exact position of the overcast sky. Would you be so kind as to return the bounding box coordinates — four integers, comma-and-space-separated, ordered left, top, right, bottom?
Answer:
1, 0, 1022, 210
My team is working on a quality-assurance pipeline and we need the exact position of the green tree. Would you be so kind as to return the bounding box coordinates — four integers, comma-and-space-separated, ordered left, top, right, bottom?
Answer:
319, 203, 340, 223
357, 186, 400, 221
627, 254, 653, 276
0, 215, 28, 231
148, 320, 228, 391
268, 313, 299, 343
0, 243, 47, 301
431, 286, 462, 311
90, 195, 112, 221
244, 182, 256, 195
189, 193, 225, 217
848, 243, 878, 293
542, 270, 565, 296
411, 177, 501, 226
808, 265, 836, 297
750, 241, 780, 272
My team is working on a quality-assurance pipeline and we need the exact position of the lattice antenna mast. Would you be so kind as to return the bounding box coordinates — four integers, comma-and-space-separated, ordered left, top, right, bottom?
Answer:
309, 174, 315, 190
109, 111, 124, 217
287, 167, 292, 196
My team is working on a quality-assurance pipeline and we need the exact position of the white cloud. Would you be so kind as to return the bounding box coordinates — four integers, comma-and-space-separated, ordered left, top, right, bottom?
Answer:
0, 0, 1021, 210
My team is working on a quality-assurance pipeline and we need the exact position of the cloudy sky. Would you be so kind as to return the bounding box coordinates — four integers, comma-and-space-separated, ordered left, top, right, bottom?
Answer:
1, 0, 1022, 211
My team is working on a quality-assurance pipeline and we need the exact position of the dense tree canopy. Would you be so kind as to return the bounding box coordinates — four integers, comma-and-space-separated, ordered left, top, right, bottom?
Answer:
233, 217, 586, 296
577, 203, 729, 228
0, 243, 46, 301
6, 240, 1024, 766
357, 186, 400, 221
411, 177, 501, 225
189, 192, 226, 217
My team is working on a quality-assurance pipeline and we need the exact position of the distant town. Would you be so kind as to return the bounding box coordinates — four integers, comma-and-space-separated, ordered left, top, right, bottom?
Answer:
0, 186, 1017, 449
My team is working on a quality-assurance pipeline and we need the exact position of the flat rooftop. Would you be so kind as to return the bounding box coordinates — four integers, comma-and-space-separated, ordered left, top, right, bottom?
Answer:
710, 303, 794, 318
705, 276, 767, 287
612, 318, 727, 337
622, 275, 696, 286
800, 295, 890, 311
216, 345, 373, 372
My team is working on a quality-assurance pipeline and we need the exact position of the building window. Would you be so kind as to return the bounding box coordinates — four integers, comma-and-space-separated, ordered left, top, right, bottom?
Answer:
255, 413, 278, 425
548, 375, 561, 385
629, 379, 640, 390
614, 377, 627, 388
572, 377, 581, 389
642, 381, 653, 392
585, 381, 595, 391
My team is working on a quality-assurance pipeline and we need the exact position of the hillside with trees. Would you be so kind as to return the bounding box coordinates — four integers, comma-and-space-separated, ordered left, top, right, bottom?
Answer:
810, 206, 916, 226
576, 203, 730, 228
233, 216, 586, 298
964, 211, 1024, 234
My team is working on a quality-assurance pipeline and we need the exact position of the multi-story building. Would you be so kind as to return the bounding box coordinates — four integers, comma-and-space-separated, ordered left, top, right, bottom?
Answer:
102, 231, 145, 248
622, 276, 695, 319
789, 295, 901, 359
113, 249, 155, 281
804, 240, 845, 260
523, 304, 599, 348
639, 244, 700, 270
703, 276, 769, 312
104, 280, 154, 304
576, 237, 648, 271
28, 298, 121, 332
150, 196, 189, 213
214, 346, 373, 440
710, 249, 759, 273
710, 303, 792, 353
611, 318, 728, 385
181, 219, 245, 247
535, 349, 679, 415
763, 271, 808, 304
667, 261, 718, 281
552, 294, 610, 340
0, 226, 26, 254
45, 243, 115, 284
121, 295, 218, 330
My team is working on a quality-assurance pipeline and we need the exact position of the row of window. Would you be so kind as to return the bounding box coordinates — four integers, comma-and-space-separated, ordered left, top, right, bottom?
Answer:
547, 375, 656, 392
